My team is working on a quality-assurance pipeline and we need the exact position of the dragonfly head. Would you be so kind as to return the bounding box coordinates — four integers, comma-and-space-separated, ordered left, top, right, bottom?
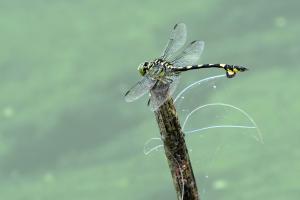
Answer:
138, 61, 150, 76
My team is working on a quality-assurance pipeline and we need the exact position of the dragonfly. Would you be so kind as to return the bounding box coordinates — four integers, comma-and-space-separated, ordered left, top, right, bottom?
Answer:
125, 23, 248, 111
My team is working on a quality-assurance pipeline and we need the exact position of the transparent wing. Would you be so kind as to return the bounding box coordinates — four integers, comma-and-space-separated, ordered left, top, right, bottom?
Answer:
125, 75, 156, 102
161, 23, 187, 61
149, 75, 180, 111
171, 40, 205, 67
167, 75, 180, 99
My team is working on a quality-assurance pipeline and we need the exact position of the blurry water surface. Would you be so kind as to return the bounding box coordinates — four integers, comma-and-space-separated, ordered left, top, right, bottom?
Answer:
0, 0, 299, 199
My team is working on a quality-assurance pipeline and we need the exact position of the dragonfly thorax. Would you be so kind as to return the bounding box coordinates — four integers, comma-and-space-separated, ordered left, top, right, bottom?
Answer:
154, 58, 173, 68
138, 59, 173, 78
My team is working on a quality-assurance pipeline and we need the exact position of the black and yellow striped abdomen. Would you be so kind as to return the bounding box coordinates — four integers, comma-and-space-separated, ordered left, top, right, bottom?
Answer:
170, 64, 248, 78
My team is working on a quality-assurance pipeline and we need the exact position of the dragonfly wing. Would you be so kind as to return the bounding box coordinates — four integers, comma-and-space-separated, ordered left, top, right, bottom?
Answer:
171, 40, 205, 67
167, 75, 180, 98
125, 75, 156, 102
161, 23, 187, 61
149, 75, 180, 111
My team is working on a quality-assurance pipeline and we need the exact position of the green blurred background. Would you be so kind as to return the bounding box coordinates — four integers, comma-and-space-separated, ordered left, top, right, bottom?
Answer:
0, 0, 299, 199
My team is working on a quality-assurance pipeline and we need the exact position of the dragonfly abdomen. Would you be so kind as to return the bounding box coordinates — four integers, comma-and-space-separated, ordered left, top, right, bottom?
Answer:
172, 64, 248, 78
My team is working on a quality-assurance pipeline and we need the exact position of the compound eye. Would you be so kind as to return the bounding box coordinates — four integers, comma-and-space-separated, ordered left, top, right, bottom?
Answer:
138, 63, 147, 76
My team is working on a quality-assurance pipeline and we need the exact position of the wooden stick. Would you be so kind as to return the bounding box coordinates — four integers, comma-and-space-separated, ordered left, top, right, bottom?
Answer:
153, 97, 199, 200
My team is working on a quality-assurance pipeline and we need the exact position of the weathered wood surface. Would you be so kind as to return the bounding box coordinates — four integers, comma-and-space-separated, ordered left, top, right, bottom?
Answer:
154, 97, 199, 200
